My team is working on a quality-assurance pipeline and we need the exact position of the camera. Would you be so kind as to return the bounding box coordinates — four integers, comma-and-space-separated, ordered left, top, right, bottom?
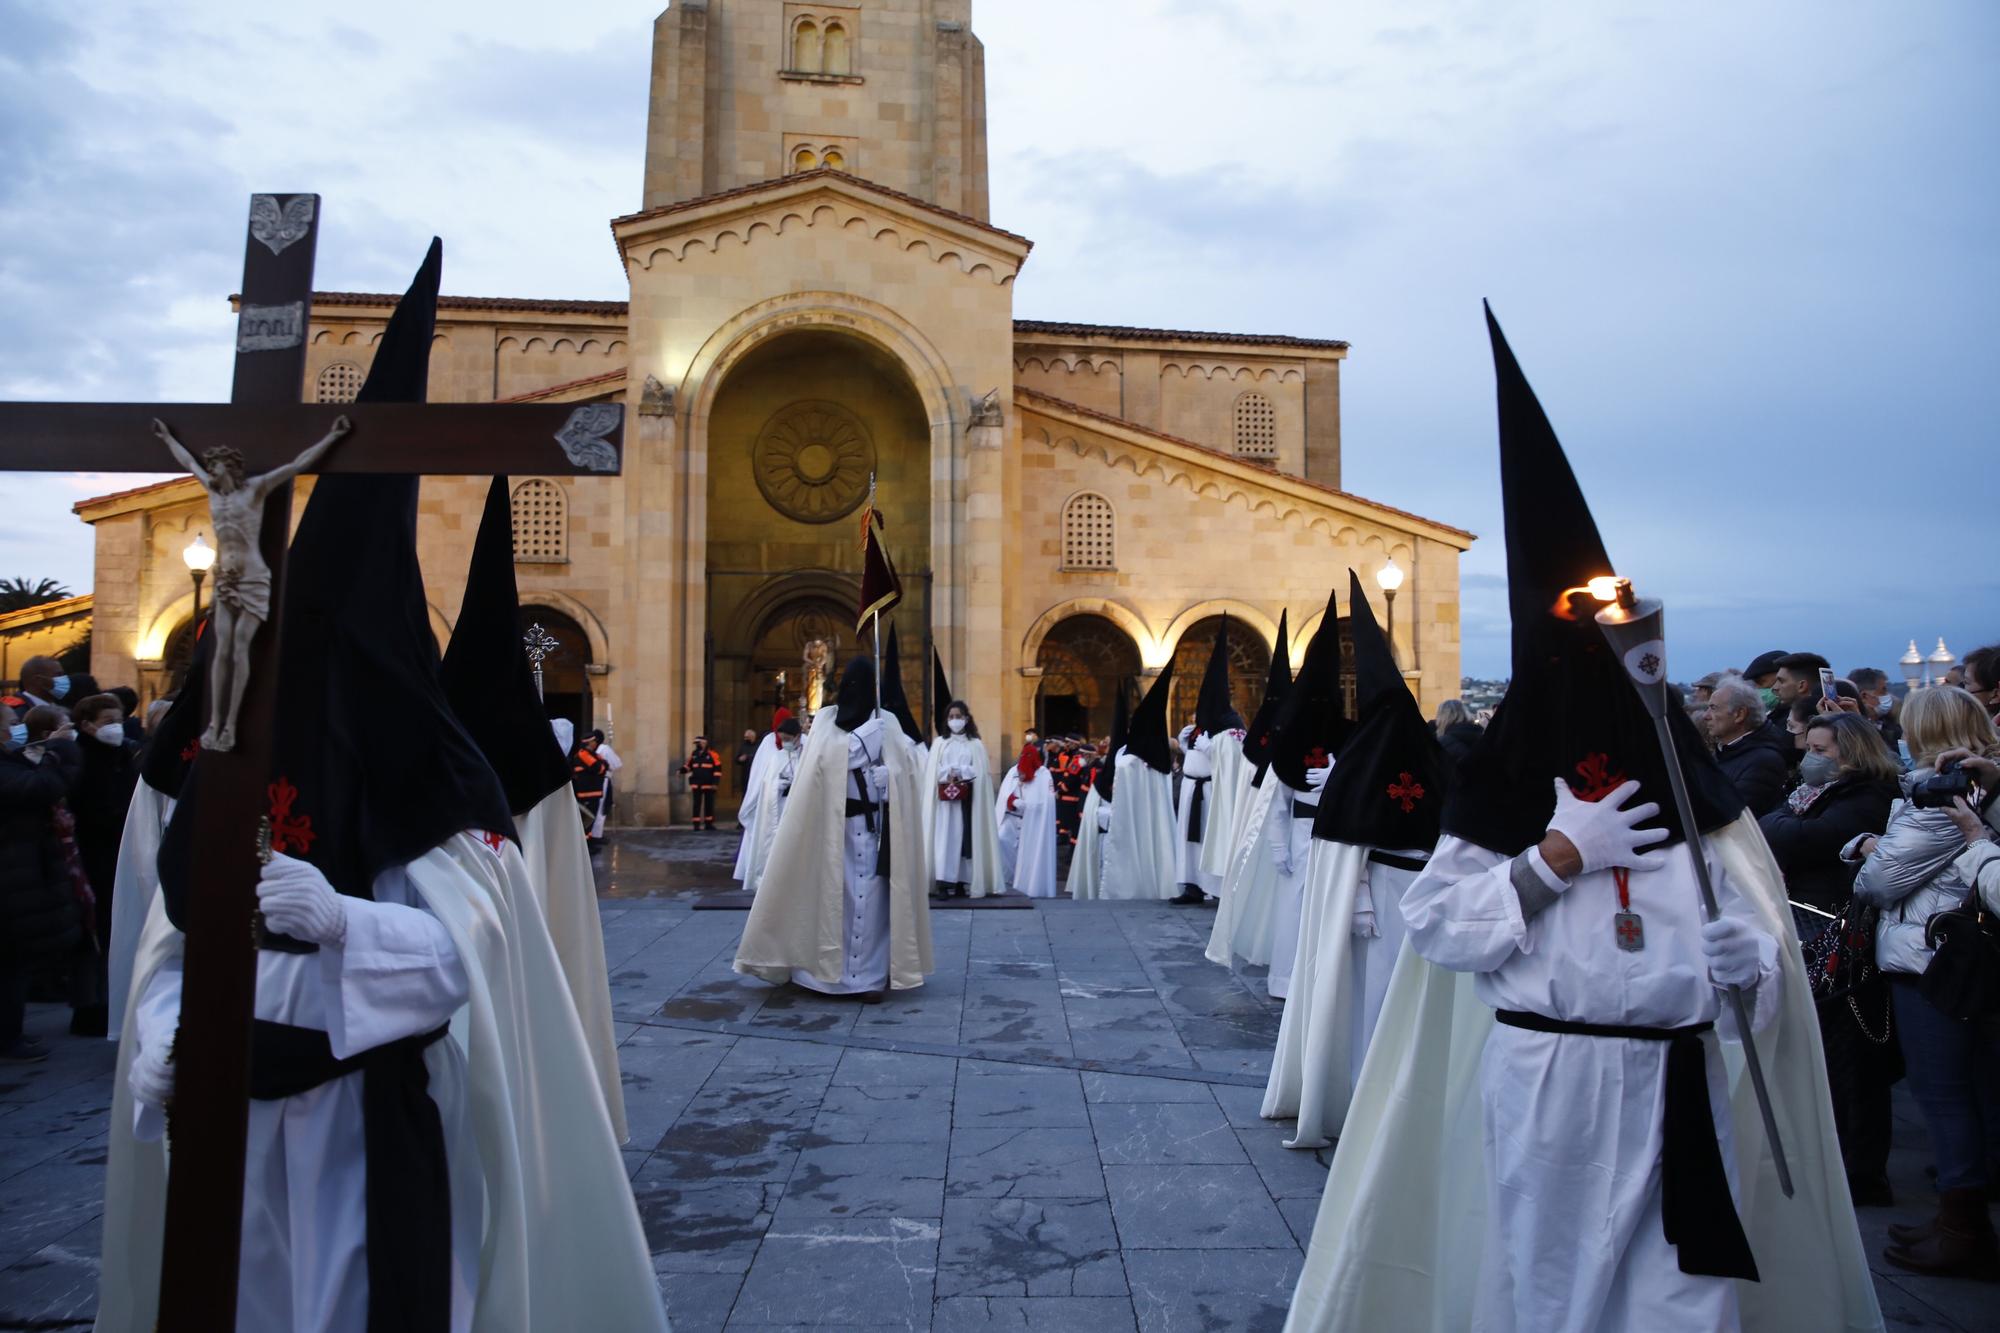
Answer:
1909, 760, 1975, 811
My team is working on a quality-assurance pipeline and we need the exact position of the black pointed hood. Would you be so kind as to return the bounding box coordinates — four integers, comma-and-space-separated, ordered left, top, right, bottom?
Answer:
1241, 607, 1292, 778
1441, 305, 1740, 855
1096, 683, 1128, 802
1194, 614, 1239, 735
142, 619, 211, 798
1125, 661, 1174, 774
932, 648, 954, 737
833, 656, 877, 732
881, 623, 923, 744
1313, 570, 1452, 849
1270, 586, 1350, 790
439, 477, 573, 816
162, 240, 515, 922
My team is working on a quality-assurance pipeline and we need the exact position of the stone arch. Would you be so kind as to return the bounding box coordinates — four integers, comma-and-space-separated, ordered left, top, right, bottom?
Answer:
137, 592, 200, 663
1165, 612, 1275, 737
722, 568, 860, 653
506, 588, 610, 665
1020, 598, 1155, 674
1157, 600, 1279, 665
1034, 612, 1143, 740
791, 17, 820, 71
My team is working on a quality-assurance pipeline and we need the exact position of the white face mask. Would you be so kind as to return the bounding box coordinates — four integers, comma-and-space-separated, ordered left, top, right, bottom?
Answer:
93, 723, 125, 747
947, 717, 967, 734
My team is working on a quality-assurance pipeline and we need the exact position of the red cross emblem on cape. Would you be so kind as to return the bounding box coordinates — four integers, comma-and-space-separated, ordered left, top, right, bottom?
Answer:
1387, 772, 1426, 813
479, 829, 507, 854
265, 776, 316, 855
1572, 753, 1628, 802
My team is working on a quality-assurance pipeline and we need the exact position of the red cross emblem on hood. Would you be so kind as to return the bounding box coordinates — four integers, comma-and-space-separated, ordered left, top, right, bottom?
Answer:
1387, 772, 1425, 813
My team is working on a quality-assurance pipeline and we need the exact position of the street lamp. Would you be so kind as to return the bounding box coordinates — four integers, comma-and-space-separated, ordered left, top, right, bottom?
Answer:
1376, 560, 1405, 665
1900, 640, 1924, 691
182, 532, 215, 623
1928, 636, 1957, 687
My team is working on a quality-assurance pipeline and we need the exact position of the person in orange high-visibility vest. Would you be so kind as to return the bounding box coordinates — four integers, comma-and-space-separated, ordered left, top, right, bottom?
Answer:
679, 737, 723, 830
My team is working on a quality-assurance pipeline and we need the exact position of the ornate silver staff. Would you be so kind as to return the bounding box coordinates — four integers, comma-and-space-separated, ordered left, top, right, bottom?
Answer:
1592, 576, 1794, 1198
523, 622, 560, 701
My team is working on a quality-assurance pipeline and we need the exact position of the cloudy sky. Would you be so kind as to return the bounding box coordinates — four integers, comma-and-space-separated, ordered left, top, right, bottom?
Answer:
3, 0, 1994, 679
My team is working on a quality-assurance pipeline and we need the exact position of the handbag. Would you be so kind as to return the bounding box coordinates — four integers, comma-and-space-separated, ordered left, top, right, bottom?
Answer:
1919, 897, 2000, 1020
1799, 900, 1880, 1003
938, 779, 967, 802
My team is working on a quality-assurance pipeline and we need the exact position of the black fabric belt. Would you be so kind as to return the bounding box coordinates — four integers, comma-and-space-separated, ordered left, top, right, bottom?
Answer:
844, 796, 879, 824
959, 791, 974, 865
250, 1019, 454, 1331
1291, 799, 1319, 820
256, 920, 320, 955
1185, 775, 1209, 845
845, 791, 892, 878
1366, 850, 1429, 872
1494, 1010, 1758, 1282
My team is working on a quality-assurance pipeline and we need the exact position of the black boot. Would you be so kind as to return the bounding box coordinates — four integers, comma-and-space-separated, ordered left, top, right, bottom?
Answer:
1884, 1188, 2000, 1279
1169, 884, 1205, 906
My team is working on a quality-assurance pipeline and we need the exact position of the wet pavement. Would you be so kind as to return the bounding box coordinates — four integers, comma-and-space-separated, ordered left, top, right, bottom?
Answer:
0, 830, 1983, 1330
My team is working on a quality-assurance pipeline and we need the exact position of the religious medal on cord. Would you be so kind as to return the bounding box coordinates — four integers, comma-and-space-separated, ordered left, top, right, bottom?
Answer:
1612, 866, 1645, 952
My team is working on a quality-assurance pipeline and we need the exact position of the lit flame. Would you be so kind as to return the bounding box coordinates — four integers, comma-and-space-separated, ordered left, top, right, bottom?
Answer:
1586, 576, 1623, 603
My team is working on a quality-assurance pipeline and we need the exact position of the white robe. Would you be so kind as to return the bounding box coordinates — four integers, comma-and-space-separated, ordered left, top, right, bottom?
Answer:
98, 832, 666, 1333
1261, 783, 1318, 999
1261, 840, 1421, 1147
740, 742, 801, 897
516, 786, 627, 1143
1285, 817, 1880, 1333
996, 767, 1058, 898
106, 783, 171, 1039
1100, 752, 1178, 901
1066, 786, 1110, 900
1206, 778, 1283, 968
1196, 730, 1250, 881
735, 709, 933, 993
921, 733, 1000, 896
1174, 734, 1221, 892
732, 733, 784, 881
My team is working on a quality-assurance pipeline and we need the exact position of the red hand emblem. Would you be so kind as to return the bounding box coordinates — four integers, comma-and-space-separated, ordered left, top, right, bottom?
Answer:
266, 776, 316, 855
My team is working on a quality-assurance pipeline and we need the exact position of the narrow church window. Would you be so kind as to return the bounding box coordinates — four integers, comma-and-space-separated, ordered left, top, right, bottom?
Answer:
511, 478, 568, 563
315, 361, 363, 404
792, 19, 820, 73
1062, 492, 1116, 570
1234, 391, 1278, 458
794, 146, 819, 173
823, 22, 850, 75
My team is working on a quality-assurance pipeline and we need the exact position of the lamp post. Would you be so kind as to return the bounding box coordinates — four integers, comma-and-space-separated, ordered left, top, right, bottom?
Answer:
1928, 637, 1956, 688
1900, 640, 1924, 691
183, 532, 215, 624
1375, 559, 1405, 666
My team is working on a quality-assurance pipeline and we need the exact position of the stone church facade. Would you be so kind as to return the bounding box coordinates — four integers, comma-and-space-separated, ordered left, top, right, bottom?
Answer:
78, 0, 1471, 824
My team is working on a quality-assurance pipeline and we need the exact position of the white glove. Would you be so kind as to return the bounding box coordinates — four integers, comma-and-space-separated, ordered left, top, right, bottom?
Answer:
1305, 764, 1332, 791
130, 1041, 174, 1111
1544, 779, 1668, 877
257, 852, 348, 946
1351, 907, 1379, 939
868, 764, 890, 800
1702, 915, 1764, 989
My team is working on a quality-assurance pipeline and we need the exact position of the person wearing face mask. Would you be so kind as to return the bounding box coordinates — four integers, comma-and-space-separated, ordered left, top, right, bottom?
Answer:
0, 703, 83, 1061
921, 701, 999, 900
1756, 713, 1903, 1207
63, 695, 140, 1036
1848, 667, 1903, 754
4, 656, 75, 714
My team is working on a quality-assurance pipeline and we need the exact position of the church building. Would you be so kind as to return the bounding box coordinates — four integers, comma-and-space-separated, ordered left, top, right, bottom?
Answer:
75, 0, 1471, 824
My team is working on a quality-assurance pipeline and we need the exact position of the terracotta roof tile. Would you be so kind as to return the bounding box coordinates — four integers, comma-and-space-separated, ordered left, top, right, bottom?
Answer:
498, 369, 627, 403
1014, 319, 1348, 351
609, 168, 1033, 248
72, 475, 201, 514
293, 292, 630, 316
1015, 386, 1473, 543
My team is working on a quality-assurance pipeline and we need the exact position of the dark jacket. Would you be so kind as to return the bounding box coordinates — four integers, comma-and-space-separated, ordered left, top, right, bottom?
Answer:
1758, 775, 1897, 912
73, 737, 140, 897
1716, 726, 1791, 816
1439, 721, 1484, 764
0, 743, 84, 962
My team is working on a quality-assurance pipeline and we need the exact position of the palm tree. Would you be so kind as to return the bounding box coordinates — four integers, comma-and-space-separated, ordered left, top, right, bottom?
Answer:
0, 577, 74, 613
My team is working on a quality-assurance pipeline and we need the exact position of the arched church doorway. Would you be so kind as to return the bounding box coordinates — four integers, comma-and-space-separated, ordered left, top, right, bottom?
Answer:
162, 616, 200, 694
1167, 616, 1273, 737
518, 605, 592, 735
1034, 613, 1141, 741
705, 327, 933, 793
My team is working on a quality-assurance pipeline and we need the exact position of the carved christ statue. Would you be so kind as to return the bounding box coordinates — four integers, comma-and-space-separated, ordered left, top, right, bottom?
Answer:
152, 416, 351, 751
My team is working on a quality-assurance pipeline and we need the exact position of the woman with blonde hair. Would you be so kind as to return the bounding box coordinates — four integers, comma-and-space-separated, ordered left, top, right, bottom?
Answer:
1848, 686, 2000, 1277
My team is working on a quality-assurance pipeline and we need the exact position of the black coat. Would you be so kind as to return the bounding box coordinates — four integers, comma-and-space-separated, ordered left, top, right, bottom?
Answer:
0, 744, 83, 963
1758, 775, 1897, 912
73, 736, 141, 929
1439, 721, 1484, 764
1716, 727, 1791, 817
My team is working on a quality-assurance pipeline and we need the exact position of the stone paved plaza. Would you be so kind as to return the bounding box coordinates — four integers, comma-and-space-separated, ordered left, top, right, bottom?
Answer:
0, 830, 1985, 1330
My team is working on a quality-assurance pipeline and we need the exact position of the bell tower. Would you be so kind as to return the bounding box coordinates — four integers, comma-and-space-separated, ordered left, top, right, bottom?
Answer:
641, 0, 990, 219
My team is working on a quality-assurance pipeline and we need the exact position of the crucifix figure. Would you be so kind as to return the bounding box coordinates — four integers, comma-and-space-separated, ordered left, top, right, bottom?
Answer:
152, 415, 349, 750
0, 193, 630, 1332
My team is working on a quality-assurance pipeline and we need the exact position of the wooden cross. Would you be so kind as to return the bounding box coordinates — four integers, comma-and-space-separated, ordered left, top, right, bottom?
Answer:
0, 193, 627, 1332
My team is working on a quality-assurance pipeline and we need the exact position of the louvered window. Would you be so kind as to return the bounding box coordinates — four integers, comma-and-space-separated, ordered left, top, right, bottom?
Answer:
1234, 392, 1277, 458
1062, 492, 1115, 570
511, 478, 567, 562
316, 362, 363, 403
